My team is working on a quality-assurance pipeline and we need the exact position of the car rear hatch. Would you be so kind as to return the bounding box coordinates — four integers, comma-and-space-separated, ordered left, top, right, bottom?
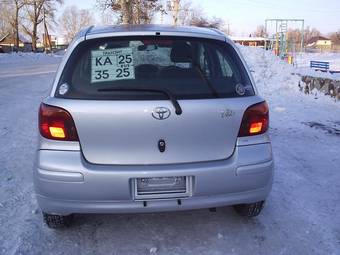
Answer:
46, 97, 261, 165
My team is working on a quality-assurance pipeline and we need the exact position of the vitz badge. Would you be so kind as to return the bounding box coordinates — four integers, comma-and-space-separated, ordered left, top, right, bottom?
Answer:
220, 109, 235, 118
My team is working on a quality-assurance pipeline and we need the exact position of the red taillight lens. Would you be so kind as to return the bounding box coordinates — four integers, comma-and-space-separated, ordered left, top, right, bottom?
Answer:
238, 101, 269, 137
39, 103, 79, 141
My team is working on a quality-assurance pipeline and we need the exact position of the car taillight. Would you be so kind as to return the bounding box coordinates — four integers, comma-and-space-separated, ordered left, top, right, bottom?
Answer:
39, 103, 79, 141
238, 101, 269, 137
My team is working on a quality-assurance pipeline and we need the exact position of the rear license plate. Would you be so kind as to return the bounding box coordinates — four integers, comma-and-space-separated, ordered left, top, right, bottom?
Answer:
134, 176, 192, 200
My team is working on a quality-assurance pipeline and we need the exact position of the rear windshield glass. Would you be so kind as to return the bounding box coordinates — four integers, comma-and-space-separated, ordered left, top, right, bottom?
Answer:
56, 36, 254, 100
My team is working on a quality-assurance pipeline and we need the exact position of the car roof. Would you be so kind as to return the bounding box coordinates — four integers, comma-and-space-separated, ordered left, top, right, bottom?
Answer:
78, 24, 227, 42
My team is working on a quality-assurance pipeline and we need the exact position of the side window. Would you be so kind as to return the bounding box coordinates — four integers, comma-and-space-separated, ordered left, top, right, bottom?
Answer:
216, 50, 233, 77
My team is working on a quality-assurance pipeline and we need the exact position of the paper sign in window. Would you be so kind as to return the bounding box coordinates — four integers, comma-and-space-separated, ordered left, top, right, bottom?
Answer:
91, 48, 135, 83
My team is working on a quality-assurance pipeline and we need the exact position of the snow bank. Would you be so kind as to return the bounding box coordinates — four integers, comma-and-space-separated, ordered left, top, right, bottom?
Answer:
238, 46, 339, 104
239, 46, 300, 97
238, 46, 340, 97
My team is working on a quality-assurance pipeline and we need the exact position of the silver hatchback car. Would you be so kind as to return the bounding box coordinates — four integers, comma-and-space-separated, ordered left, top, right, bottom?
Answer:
34, 25, 274, 228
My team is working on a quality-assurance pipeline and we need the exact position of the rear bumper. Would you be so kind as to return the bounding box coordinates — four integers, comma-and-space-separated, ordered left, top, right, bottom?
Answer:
34, 143, 274, 215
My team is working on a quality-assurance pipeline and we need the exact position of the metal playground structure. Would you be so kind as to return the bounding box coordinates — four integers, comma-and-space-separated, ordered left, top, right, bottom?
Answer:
264, 19, 305, 61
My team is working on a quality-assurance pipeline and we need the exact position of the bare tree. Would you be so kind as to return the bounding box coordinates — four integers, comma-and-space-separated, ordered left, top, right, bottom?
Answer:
168, 0, 223, 29
167, 0, 199, 26
167, 0, 195, 26
285, 27, 322, 47
100, 10, 119, 25
287, 29, 300, 42
59, 6, 95, 43
304, 26, 321, 44
97, 0, 162, 24
167, 0, 180, 25
13, 0, 25, 50
329, 30, 340, 45
176, 0, 192, 26
0, 3, 12, 37
22, 0, 63, 51
3, 0, 25, 51
253, 25, 267, 37
190, 15, 224, 29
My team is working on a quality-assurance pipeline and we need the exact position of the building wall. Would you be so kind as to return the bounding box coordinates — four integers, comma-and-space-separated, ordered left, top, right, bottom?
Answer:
233, 40, 267, 47
316, 40, 332, 46
0, 43, 32, 52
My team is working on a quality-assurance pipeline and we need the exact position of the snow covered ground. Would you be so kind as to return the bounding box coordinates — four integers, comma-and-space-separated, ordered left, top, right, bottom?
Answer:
0, 49, 339, 255
294, 52, 340, 80
294, 52, 340, 70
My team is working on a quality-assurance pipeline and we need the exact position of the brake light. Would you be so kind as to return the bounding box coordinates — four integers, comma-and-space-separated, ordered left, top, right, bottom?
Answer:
39, 103, 79, 141
238, 101, 269, 137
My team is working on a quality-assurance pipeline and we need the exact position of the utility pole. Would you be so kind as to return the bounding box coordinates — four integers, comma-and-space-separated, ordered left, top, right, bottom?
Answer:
14, 0, 20, 52
160, 11, 164, 24
264, 20, 267, 50
11, 27, 14, 53
43, 7, 51, 53
43, 7, 47, 52
300, 20, 304, 53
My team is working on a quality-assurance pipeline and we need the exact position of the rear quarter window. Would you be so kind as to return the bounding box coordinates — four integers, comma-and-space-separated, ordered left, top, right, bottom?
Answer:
56, 36, 254, 100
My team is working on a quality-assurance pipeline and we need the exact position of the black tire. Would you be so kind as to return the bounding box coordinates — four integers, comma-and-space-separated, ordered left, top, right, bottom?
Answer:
43, 212, 73, 228
233, 201, 265, 217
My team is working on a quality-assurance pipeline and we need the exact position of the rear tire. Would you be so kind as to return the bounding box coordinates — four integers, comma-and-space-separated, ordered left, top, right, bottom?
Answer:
43, 212, 73, 228
233, 201, 265, 217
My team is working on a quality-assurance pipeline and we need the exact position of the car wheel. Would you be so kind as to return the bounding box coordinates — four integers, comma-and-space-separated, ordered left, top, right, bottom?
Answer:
43, 212, 73, 228
233, 201, 265, 217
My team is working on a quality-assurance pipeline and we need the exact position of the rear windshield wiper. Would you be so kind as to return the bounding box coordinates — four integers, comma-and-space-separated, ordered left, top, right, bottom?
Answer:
193, 63, 219, 98
97, 87, 183, 115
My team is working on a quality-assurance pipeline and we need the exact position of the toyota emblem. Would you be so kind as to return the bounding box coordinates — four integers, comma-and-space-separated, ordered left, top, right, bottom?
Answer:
152, 107, 171, 120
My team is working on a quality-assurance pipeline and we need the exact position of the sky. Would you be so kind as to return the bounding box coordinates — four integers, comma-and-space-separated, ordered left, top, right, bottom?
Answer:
60, 0, 340, 36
